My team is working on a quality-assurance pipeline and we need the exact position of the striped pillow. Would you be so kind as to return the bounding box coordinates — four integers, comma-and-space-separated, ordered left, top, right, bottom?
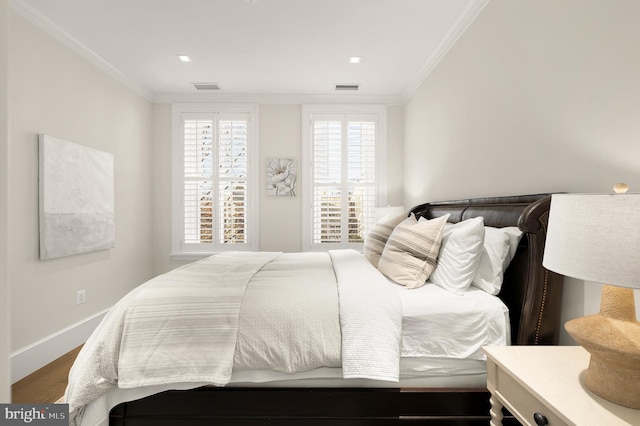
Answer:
363, 213, 406, 267
378, 214, 450, 288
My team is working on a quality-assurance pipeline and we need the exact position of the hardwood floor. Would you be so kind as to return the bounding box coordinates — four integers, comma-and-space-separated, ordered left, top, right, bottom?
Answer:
11, 345, 82, 403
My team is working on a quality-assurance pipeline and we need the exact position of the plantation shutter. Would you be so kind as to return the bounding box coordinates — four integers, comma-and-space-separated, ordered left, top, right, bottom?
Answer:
182, 113, 250, 250
313, 120, 342, 243
183, 117, 214, 245
311, 114, 377, 246
218, 119, 248, 244
347, 120, 376, 242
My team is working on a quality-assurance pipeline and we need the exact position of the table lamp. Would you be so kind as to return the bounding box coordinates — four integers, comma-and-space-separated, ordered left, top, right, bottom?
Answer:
543, 184, 640, 409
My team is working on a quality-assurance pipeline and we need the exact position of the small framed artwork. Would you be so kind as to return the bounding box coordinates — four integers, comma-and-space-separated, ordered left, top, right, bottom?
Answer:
266, 158, 296, 196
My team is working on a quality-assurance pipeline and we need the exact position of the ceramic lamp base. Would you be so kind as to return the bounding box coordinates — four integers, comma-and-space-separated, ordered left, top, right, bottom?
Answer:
565, 285, 640, 409
582, 350, 640, 409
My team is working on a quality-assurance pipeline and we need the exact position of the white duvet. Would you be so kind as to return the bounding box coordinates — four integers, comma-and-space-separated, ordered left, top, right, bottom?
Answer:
65, 249, 402, 426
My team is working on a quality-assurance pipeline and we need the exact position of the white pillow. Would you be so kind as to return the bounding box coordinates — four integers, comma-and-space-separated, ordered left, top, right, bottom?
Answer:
429, 217, 485, 295
378, 214, 450, 289
502, 226, 523, 262
471, 226, 523, 295
363, 213, 406, 267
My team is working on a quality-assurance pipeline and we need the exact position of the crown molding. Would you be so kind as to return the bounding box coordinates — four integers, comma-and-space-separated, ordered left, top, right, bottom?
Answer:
400, 0, 490, 103
153, 91, 404, 105
11, 0, 153, 101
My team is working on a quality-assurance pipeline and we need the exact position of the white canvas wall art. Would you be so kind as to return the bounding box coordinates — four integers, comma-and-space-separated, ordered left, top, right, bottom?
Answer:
38, 134, 115, 260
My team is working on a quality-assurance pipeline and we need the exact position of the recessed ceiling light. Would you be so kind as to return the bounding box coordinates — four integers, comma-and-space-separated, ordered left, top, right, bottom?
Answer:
349, 56, 362, 64
177, 54, 191, 62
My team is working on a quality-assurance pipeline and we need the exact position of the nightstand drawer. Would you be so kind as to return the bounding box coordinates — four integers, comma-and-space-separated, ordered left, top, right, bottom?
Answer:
497, 368, 567, 426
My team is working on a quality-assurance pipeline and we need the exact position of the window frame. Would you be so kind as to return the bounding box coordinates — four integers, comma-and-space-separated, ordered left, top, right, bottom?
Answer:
301, 104, 388, 252
171, 103, 259, 260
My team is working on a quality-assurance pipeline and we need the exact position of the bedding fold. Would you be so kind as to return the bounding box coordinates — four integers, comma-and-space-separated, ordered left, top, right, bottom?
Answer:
330, 249, 403, 382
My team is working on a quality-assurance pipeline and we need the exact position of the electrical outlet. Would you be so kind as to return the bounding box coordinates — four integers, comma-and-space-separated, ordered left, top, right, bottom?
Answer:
76, 289, 86, 305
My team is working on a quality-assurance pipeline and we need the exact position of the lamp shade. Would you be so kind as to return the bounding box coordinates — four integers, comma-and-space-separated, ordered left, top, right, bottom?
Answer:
543, 193, 640, 289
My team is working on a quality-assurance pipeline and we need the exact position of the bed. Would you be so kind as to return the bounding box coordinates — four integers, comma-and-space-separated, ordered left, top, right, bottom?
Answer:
65, 193, 564, 426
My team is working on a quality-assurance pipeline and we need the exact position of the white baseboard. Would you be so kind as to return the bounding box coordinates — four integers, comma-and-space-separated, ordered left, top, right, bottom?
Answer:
10, 309, 109, 383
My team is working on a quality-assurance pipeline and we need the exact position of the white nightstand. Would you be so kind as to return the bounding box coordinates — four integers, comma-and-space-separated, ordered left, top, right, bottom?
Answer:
483, 346, 640, 426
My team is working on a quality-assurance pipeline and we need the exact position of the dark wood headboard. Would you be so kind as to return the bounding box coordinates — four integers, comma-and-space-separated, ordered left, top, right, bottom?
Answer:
409, 194, 564, 345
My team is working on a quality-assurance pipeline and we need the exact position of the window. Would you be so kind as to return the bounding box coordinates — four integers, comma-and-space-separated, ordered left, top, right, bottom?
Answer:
302, 105, 387, 251
172, 104, 259, 259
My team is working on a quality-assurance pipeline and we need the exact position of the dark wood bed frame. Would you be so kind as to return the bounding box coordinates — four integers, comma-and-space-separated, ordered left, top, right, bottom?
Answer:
109, 194, 564, 425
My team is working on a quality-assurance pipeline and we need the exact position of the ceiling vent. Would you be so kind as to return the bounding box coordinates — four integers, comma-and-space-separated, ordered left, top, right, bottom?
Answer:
193, 83, 222, 91
335, 84, 359, 91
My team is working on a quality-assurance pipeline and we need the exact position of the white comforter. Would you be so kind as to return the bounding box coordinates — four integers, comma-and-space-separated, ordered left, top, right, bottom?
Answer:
65, 249, 402, 426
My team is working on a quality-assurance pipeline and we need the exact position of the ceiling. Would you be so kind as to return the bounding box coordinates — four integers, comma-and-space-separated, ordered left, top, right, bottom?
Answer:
11, 0, 488, 103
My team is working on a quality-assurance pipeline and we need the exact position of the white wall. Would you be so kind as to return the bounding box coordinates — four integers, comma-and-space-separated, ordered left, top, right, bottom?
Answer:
151, 103, 173, 274
0, 0, 10, 402
152, 103, 405, 274
259, 105, 302, 252
403, 0, 640, 344
9, 12, 154, 374
386, 106, 404, 208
